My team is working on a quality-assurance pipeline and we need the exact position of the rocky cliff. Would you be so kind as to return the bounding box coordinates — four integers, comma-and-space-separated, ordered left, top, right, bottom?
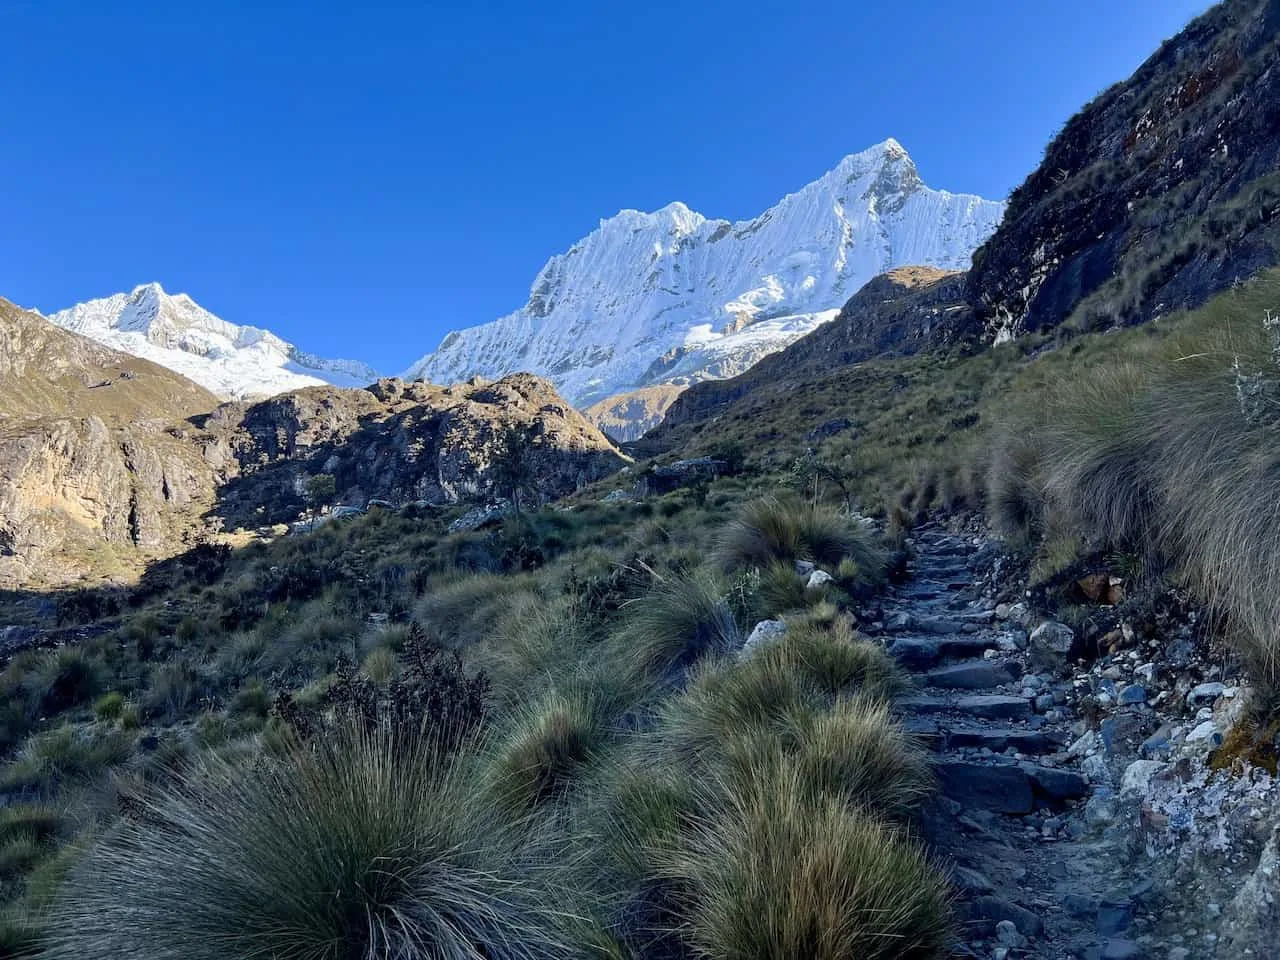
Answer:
198, 374, 629, 530
1, 299, 626, 587
968, 0, 1280, 339
0, 299, 222, 586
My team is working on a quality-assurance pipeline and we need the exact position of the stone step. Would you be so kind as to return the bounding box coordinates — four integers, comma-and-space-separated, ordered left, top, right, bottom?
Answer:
925, 660, 1020, 690
936, 726, 1054, 754
935, 760, 1089, 814
887, 635, 997, 669
898, 694, 1033, 720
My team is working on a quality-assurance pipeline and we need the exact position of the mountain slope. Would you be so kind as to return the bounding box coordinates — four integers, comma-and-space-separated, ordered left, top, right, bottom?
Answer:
641, 266, 973, 446
405, 139, 1004, 407
968, 0, 1280, 339
46, 283, 381, 400
0, 299, 221, 585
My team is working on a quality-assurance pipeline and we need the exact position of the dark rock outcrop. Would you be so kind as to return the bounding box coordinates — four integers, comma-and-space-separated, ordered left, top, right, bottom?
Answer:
968, 0, 1280, 338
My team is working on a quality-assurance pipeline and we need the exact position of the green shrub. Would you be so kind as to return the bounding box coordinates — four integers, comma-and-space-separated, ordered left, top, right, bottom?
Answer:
663, 655, 824, 756
34, 649, 105, 716
0, 726, 133, 794
44, 726, 577, 960
667, 769, 951, 960
360, 645, 398, 684
753, 561, 810, 618
615, 572, 741, 677
92, 692, 125, 723
717, 496, 885, 578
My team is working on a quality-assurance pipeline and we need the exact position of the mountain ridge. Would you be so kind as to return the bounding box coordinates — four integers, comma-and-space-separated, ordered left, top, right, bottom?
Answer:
46, 283, 381, 401
404, 139, 1005, 409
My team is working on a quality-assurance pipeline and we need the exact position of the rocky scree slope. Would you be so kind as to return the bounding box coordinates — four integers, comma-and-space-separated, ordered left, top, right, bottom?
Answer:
967, 0, 1280, 339
870, 523, 1270, 959
405, 140, 1003, 411
46, 283, 381, 400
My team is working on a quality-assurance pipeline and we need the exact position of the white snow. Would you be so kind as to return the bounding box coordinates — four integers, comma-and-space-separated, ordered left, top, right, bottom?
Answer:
404, 139, 1006, 406
46, 283, 380, 400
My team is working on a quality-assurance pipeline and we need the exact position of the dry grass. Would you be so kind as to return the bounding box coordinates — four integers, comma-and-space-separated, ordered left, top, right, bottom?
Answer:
44, 726, 579, 960
717, 496, 885, 579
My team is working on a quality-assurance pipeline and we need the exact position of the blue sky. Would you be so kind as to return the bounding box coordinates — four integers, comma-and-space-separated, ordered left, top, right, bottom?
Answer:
2, 0, 1211, 373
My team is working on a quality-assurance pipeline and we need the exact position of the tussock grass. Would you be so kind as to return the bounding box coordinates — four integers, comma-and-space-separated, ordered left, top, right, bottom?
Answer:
491, 689, 614, 809
45, 726, 578, 960
666, 768, 950, 960
753, 616, 911, 701
615, 572, 741, 677
717, 496, 885, 578
990, 276, 1280, 682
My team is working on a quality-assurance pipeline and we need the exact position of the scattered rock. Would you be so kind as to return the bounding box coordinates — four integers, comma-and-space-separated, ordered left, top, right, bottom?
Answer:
740, 619, 787, 659
806, 569, 834, 589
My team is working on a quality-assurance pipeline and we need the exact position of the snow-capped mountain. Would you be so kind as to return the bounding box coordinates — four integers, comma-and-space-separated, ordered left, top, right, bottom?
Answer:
46, 284, 380, 400
405, 139, 1005, 407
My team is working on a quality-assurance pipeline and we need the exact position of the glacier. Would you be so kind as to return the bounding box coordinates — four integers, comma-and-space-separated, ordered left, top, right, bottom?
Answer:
46, 283, 381, 400
404, 139, 1005, 407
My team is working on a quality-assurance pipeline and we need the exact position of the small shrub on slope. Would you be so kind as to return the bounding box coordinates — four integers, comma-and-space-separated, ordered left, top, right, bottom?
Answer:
491, 689, 613, 809
615, 572, 741, 678
44, 726, 576, 960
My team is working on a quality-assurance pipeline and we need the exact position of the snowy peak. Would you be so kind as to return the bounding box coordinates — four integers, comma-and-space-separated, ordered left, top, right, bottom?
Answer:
47, 284, 380, 400
405, 140, 1005, 408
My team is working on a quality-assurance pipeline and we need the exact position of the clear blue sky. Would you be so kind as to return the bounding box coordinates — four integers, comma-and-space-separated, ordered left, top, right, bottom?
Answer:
2, 0, 1211, 373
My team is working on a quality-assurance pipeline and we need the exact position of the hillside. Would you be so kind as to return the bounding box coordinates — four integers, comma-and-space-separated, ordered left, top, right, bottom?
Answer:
968, 0, 1280, 338
643, 266, 972, 443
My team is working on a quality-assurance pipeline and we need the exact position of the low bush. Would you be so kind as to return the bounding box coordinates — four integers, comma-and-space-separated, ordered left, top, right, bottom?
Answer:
490, 689, 613, 809
44, 726, 578, 960
754, 616, 910, 701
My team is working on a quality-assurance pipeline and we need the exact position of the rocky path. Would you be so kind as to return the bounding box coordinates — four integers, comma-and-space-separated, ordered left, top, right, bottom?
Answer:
869, 523, 1157, 960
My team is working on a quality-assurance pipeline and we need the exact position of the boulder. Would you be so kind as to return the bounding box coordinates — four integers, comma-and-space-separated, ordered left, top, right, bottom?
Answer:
740, 619, 787, 659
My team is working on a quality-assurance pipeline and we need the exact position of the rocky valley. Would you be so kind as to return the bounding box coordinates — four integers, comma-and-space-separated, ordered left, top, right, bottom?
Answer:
4, 2, 1280, 959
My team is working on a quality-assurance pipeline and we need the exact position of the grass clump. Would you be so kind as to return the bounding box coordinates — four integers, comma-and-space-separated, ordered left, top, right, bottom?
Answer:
45, 726, 577, 960
989, 274, 1280, 685
718, 497, 885, 578
753, 615, 911, 701
667, 769, 950, 960
616, 572, 741, 677
491, 690, 613, 809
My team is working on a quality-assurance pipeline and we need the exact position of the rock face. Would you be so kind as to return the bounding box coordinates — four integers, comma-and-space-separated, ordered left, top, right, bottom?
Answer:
197, 374, 629, 531
583, 384, 689, 443
967, 0, 1280, 339
0, 298, 626, 586
0, 299, 222, 586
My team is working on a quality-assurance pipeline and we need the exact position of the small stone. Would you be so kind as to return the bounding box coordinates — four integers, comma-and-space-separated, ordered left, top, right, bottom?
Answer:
794, 560, 816, 575
995, 920, 1027, 948
1140, 726, 1172, 759
1082, 754, 1110, 784
951, 866, 995, 894
1117, 684, 1146, 705
971, 896, 1045, 936
1097, 900, 1134, 936
1134, 662, 1157, 684
1187, 681, 1226, 707
806, 569, 835, 589
1099, 940, 1142, 960
1186, 720, 1221, 744
1035, 693, 1056, 712
740, 620, 787, 658
1120, 760, 1166, 795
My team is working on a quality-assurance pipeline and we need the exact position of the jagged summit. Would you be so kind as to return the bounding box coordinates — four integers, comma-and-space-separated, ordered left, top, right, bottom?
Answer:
405, 140, 1004, 407
47, 284, 381, 400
